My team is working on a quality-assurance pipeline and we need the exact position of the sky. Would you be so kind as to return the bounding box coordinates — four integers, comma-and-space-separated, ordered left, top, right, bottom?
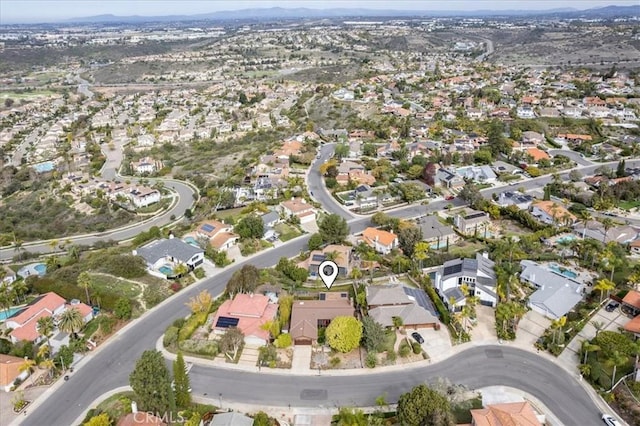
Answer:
1, 0, 638, 24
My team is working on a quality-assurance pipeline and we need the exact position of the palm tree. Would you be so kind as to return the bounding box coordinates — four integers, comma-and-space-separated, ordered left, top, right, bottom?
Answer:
605, 350, 628, 390
19, 357, 36, 385
581, 340, 600, 365
594, 278, 615, 303
591, 320, 605, 337
600, 217, 615, 244
77, 272, 92, 305
173, 262, 189, 278
324, 251, 339, 262
0, 283, 13, 316
12, 280, 28, 303
58, 308, 84, 339
350, 267, 362, 284
36, 316, 54, 346
579, 210, 592, 239
551, 316, 567, 345
37, 343, 50, 360
39, 358, 56, 379
48, 239, 59, 253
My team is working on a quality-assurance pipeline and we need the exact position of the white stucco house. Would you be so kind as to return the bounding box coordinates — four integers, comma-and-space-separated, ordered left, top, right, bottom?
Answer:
433, 252, 497, 310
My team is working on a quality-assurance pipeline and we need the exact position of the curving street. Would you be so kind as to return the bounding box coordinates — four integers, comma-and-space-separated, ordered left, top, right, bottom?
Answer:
18, 154, 640, 426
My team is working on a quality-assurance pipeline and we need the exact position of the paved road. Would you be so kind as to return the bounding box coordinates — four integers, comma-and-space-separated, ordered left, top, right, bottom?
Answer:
0, 179, 195, 261
307, 143, 355, 221
187, 346, 599, 425
549, 149, 593, 167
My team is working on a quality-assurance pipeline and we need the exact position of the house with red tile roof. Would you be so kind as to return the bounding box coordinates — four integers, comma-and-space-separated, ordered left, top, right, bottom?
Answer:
0, 354, 28, 392
525, 148, 551, 163
279, 197, 316, 224
470, 401, 543, 426
530, 201, 577, 227
211, 294, 278, 346
361, 227, 398, 254
622, 290, 640, 317
7, 292, 93, 344
194, 219, 239, 251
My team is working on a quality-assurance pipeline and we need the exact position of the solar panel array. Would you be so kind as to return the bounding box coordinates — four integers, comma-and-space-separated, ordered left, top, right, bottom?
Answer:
216, 316, 239, 328
201, 223, 216, 233
443, 263, 463, 276
312, 254, 326, 262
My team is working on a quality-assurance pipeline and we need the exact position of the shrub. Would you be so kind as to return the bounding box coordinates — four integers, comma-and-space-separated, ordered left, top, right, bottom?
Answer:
193, 268, 205, 279
330, 356, 342, 368
164, 326, 179, 349
178, 339, 218, 357
170, 282, 182, 292
386, 350, 397, 363
274, 333, 292, 349
178, 312, 208, 341
365, 352, 377, 368
398, 341, 411, 358
98, 316, 117, 335
173, 318, 186, 328
412, 341, 422, 354
114, 298, 132, 320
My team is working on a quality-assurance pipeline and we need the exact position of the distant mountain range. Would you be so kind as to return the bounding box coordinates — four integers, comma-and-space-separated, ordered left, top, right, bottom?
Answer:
58, 5, 639, 24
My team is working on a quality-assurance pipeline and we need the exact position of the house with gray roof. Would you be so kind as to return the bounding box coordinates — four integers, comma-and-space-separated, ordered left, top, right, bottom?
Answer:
520, 260, 584, 320
435, 167, 465, 189
366, 284, 439, 329
454, 209, 490, 236
456, 165, 497, 184
260, 211, 281, 230
572, 220, 639, 244
210, 412, 254, 426
416, 215, 458, 248
496, 191, 535, 210
434, 252, 497, 309
133, 237, 204, 279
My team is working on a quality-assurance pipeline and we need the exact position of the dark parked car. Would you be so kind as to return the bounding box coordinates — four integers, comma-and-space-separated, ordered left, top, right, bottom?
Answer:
411, 332, 424, 344
605, 302, 619, 312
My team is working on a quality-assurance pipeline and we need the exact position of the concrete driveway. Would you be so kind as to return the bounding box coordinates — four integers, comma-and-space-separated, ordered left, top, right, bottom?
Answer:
516, 310, 552, 348
469, 305, 498, 343
418, 325, 452, 363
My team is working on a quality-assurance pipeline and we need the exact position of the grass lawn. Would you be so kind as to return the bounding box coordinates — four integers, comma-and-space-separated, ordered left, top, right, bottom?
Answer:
382, 330, 397, 353
618, 200, 640, 211
216, 207, 245, 220
275, 223, 302, 242
89, 274, 142, 299
448, 241, 489, 258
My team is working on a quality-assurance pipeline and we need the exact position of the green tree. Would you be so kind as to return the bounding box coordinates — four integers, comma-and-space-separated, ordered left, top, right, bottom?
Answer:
308, 233, 324, 251
253, 411, 272, 426
616, 159, 626, 178
58, 308, 84, 339
83, 413, 111, 426
397, 384, 455, 426
318, 214, 349, 244
37, 316, 55, 346
361, 316, 386, 353
114, 298, 132, 320
335, 407, 368, 426
605, 350, 628, 389
129, 349, 175, 414
459, 181, 482, 207
173, 351, 191, 409
334, 143, 350, 159
235, 215, 264, 239
226, 265, 260, 295
219, 327, 244, 361
325, 316, 363, 353
77, 271, 92, 306
398, 226, 422, 258
594, 278, 615, 303
278, 295, 294, 324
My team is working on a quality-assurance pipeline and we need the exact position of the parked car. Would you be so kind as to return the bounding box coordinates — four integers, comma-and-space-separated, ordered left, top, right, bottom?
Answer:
605, 302, 619, 312
411, 332, 424, 344
445, 195, 455, 201
601, 413, 620, 426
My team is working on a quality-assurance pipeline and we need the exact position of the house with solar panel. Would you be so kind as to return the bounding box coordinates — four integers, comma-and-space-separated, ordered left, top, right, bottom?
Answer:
210, 293, 278, 346
453, 209, 491, 236
433, 252, 497, 310
298, 244, 352, 279
194, 219, 239, 251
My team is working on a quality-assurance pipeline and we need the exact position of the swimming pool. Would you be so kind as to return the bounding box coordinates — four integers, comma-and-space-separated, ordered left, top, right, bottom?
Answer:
33, 161, 55, 173
0, 307, 24, 321
159, 265, 174, 276
549, 263, 578, 279
556, 234, 577, 244
34, 263, 47, 275
183, 236, 200, 247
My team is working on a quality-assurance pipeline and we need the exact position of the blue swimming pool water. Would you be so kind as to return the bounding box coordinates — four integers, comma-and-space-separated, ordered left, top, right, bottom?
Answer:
183, 236, 199, 247
34, 263, 47, 275
33, 161, 55, 173
556, 234, 577, 244
549, 263, 578, 279
0, 307, 23, 321
159, 265, 174, 276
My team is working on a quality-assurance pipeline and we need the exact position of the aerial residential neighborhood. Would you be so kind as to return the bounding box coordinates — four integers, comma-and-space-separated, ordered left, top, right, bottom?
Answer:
1, 1, 640, 425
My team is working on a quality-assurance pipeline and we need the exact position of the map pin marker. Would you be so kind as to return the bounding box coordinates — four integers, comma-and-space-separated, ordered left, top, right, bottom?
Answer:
318, 260, 339, 290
